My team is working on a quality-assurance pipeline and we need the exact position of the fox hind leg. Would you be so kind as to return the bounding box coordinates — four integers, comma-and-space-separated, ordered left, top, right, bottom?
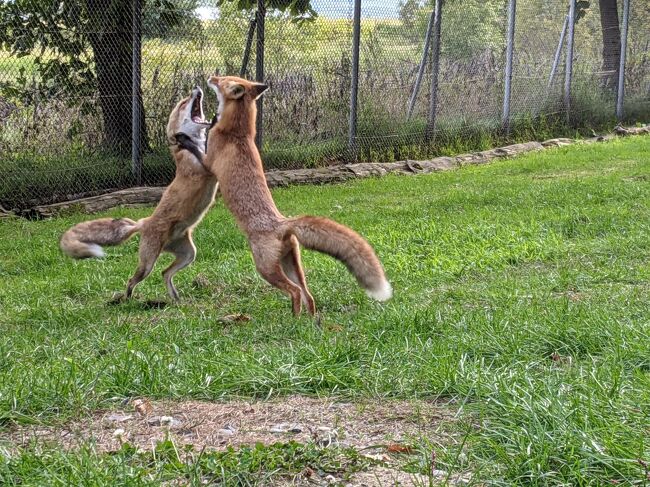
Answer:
251, 237, 304, 316
125, 234, 163, 299
162, 234, 196, 301
281, 236, 316, 316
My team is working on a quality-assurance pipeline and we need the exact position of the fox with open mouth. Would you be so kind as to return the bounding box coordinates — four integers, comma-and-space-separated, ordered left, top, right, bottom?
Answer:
60, 87, 218, 301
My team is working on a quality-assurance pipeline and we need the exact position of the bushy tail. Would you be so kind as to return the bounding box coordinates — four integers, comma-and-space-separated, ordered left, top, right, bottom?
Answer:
60, 217, 142, 259
286, 216, 392, 301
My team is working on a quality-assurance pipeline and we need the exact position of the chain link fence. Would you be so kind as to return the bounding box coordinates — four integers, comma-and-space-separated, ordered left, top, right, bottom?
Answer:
1, 0, 648, 211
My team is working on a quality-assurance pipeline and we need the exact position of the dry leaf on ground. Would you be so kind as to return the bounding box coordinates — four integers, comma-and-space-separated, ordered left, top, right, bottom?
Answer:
132, 398, 153, 416
218, 314, 251, 324
387, 443, 414, 454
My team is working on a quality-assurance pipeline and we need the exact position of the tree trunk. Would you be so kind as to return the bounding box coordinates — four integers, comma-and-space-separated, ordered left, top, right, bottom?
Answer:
598, 0, 621, 89
85, 0, 148, 157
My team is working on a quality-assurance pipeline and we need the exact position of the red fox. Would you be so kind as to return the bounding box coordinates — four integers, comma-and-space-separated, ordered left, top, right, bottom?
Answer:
204, 75, 391, 316
60, 87, 218, 300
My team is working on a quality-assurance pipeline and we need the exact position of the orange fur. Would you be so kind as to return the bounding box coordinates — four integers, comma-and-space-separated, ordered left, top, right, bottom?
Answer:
205, 75, 392, 316
60, 217, 139, 259
60, 88, 218, 301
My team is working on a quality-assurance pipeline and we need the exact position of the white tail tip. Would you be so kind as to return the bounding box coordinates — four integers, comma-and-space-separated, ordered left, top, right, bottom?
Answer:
366, 280, 393, 302
86, 243, 106, 258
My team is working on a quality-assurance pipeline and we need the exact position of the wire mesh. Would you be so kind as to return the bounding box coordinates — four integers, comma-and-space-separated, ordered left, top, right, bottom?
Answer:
624, 0, 650, 116
0, 0, 648, 211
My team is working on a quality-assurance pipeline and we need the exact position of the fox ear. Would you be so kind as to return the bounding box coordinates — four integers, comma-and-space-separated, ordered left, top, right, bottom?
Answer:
251, 83, 269, 100
227, 83, 245, 99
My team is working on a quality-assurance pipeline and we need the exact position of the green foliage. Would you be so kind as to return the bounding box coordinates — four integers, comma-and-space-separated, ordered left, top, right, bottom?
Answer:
407, 0, 504, 59
216, 0, 317, 23
398, 0, 423, 31
0, 86, 633, 209
0, 0, 197, 104
575, 0, 590, 22
0, 440, 372, 485
0, 148, 174, 210
401, 0, 594, 59
143, 0, 202, 39
0, 0, 94, 101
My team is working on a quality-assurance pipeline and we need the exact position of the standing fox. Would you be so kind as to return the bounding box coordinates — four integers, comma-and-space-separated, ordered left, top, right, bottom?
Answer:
204, 75, 392, 316
60, 87, 218, 300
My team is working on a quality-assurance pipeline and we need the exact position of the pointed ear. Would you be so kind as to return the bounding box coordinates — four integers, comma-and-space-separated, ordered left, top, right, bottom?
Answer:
226, 83, 245, 99
251, 83, 269, 100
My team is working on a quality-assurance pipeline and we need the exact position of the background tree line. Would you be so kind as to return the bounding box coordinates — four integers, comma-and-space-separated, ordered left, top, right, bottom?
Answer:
0, 0, 314, 157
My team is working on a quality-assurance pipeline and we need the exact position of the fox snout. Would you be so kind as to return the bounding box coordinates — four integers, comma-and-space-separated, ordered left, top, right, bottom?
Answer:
207, 75, 221, 88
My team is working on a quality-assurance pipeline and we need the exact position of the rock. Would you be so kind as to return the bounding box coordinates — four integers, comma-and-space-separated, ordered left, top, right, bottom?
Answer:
363, 453, 391, 463
217, 425, 237, 437
147, 416, 181, 428
270, 423, 303, 434
431, 469, 472, 485
315, 426, 338, 446
27, 126, 648, 218
107, 413, 133, 423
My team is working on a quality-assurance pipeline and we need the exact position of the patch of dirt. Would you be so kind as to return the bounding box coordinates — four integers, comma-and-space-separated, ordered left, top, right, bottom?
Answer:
275, 465, 472, 486
4, 396, 454, 455
3, 397, 471, 485
346, 466, 472, 487
276, 467, 431, 486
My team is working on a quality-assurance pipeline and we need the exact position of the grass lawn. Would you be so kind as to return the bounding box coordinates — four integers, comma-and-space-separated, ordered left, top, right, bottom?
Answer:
0, 136, 649, 484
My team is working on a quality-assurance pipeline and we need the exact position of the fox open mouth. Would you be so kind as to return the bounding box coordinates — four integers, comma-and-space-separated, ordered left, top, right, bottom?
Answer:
190, 91, 206, 124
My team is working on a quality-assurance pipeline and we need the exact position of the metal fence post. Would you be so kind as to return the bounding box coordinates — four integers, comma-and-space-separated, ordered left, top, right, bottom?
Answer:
255, 0, 265, 149
502, 0, 516, 134
132, 0, 142, 184
240, 17, 257, 77
426, 0, 442, 141
349, 0, 362, 157
564, 0, 576, 124
407, 8, 435, 120
548, 13, 568, 90
616, 0, 630, 121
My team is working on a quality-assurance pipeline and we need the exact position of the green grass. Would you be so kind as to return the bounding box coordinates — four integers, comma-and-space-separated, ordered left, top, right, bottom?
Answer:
1, 137, 650, 484
0, 440, 375, 486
